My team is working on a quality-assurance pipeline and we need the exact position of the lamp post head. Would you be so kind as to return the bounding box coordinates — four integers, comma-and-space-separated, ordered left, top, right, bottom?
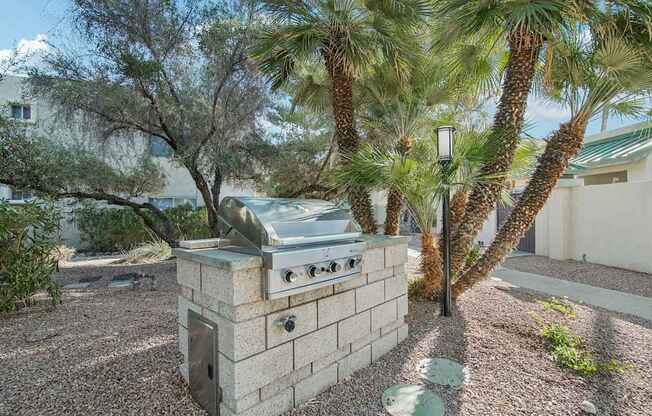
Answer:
437, 125, 455, 162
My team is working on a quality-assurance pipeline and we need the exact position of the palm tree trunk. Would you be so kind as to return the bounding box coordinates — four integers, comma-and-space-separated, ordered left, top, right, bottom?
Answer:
452, 117, 588, 299
421, 231, 443, 300
449, 190, 468, 238
449, 30, 543, 278
325, 50, 376, 234
384, 135, 412, 235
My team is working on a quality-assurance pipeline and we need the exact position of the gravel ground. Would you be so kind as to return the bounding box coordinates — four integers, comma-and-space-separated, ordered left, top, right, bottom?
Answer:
1, 261, 650, 416
503, 255, 652, 298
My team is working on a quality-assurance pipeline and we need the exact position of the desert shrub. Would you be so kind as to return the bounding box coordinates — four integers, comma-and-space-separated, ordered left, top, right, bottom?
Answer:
165, 205, 211, 241
464, 244, 481, 270
537, 296, 576, 317
407, 276, 427, 300
50, 244, 76, 263
125, 239, 172, 264
540, 323, 598, 376
76, 202, 211, 252
76, 203, 150, 252
0, 201, 62, 312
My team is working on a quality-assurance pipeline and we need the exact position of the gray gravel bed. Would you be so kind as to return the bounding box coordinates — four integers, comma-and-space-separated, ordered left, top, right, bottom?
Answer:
2, 262, 650, 415
503, 255, 652, 298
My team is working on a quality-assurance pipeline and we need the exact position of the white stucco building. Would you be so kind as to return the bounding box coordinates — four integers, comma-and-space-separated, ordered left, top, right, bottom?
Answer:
1, 74, 257, 246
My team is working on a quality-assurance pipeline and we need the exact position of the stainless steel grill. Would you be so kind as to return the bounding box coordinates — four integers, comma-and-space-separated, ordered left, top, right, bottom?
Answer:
217, 197, 366, 299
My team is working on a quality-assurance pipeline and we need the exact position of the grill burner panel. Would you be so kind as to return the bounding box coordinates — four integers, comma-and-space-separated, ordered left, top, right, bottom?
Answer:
217, 197, 366, 300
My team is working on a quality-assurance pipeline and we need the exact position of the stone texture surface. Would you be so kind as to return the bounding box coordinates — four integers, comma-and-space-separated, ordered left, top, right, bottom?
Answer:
317, 290, 355, 328
334, 274, 367, 293
203, 308, 266, 361
177, 295, 201, 328
398, 323, 409, 343
311, 345, 350, 373
397, 294, 408, 318
177, 259, 201, 291
380, 319, 404, 337
371, 330, 398, 362
260, 365, 312, 401
174, 247, 262, 271
202, 266, 263, 306
266, 302, 317, 348
220, 387, 293, 416
219, 342, 294, 399
290, 286, 333, 307
351, 329, 381, 352
385, 243, 408, 267
222, 389, 260, 414
178, 324, 188, 379
384, 274, 407, 300
361, 248, 384, 274
338, 310, 371, 349
294, 364, 338, 406
371, 299, 398, 332
294, 324, 337, 369
367, 267, 394, 283
355, 280, 385, 312
338, 344, 371, 380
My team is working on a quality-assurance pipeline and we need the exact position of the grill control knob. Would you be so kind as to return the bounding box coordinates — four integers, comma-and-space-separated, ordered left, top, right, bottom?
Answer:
347, 257, 357, 269
307, 265, 321, 278
283, 270, 297, 283
328, 262, 342, 273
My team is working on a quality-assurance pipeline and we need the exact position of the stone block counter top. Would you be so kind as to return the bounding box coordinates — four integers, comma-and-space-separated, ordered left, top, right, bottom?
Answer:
174, 235, 409, 416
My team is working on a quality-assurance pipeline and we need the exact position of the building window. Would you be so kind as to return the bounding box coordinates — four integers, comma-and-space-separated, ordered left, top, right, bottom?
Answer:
583, 170, 628, 186
10, 188, 34, 201
10, 104, 31, 120
148, 197, 196, 210
150, 136, 173, 158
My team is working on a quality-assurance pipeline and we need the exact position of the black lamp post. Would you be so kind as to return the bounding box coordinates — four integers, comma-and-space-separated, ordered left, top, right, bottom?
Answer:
437, 125, 455, 317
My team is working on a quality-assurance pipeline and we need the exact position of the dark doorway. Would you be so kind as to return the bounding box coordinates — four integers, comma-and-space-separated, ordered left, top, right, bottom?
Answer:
496, 194, 536, 253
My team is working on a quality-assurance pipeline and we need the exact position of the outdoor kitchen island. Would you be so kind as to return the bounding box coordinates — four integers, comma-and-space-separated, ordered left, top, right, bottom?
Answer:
174, 197, 408, 416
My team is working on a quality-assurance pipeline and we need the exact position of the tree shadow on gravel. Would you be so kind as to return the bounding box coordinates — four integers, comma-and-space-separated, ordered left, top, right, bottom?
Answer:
589, 311, 623, 416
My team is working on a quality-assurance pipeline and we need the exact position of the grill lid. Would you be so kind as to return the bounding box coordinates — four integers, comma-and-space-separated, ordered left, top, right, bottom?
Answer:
217, 197, 362, 251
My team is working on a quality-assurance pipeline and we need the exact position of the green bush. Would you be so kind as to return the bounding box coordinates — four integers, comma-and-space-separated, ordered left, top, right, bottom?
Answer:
76, 202, 211, 252
0, 201, 62, 312
540, 323, 598, 377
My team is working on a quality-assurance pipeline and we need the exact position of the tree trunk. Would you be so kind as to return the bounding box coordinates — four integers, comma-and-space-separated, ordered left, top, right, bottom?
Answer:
452, 117, 588, 299
324, 49, 376, 234
449, 190, 468, 241
421, 231, 443, 300
449, 30, 543, 278
187, 166, 220, 237
384, 135, 412, 235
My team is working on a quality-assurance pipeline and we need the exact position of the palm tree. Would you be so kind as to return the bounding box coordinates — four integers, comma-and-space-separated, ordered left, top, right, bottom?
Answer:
337, 131, 536, 299
434, 0, 598, 277
253, 0, 431, 233
453, 24, 652, 297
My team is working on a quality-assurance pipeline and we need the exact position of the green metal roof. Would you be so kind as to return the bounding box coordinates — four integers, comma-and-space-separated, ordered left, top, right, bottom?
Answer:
570, 126, 652, 171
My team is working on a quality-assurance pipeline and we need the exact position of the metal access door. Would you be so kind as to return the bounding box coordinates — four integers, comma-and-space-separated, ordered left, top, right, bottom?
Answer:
188, 310, 219, 416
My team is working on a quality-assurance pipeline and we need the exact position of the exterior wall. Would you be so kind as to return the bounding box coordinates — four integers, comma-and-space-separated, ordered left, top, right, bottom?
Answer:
536, 181, 652, 274
174, 237, 409, 416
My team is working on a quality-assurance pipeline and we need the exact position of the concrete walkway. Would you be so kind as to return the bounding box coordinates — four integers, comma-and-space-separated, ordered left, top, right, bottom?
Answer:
493, 267, 652, 321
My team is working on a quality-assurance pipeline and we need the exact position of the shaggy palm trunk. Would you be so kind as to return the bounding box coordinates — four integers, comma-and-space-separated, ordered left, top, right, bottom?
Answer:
325, 49, 376, 234
449, 190, 468, 239
421, 232, 443, 300
453, 117, 588, 299
449, 30, 543, 278
384, 135, 412, 235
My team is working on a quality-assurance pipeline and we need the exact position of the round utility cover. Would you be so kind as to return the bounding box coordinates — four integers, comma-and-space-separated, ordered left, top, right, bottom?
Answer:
382, 384, 445, 416
418, 358, 467, 388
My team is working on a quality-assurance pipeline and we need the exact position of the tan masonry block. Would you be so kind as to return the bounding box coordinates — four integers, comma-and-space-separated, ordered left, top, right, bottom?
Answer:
385, 244, 408, 267
260, 364, 312, 401
317, 290, 355, 328
380, 319, 405, 337
193, 290, 220, 313
371, 329, 398, 362
361, 247, 384, 274
397, 294, 408, 318
312, 344, 351, 373
334, 273, 367, 293
398, 323, 409, 343
266, 301, 317, 348
294, 324, 337, 370
219, 342, 294, 400
219, 297, 289, 323
202, 265, 263, 306
221, 388, 260, 414
338, 344, 371, 380
202, 308, 266, 362
177, 259, 200, 291
371, 299, 398, 332
294, 364, 338, 407
355, 280, 385, 312
180, 285, 193, 301
351, 329, 380, 352
290, 285, 333, 307
220, 387, 293, 416
394, 263, 407, 276
177, 295, 201, 328
367, 267, 394, 284
384, 274, 407, 301
178, 324, 188, 367
338, 310, 371, 349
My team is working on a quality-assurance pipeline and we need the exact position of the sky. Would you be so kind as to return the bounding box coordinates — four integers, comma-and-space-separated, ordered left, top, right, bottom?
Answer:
0, 0, 647, 139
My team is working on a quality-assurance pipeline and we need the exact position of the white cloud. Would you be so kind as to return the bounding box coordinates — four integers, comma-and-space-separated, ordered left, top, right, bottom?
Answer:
526, 97, 571, 123
0, 34, 50, 72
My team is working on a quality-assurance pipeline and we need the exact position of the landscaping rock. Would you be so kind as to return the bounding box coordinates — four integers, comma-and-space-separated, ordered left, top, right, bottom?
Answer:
580, 400, 597, 414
